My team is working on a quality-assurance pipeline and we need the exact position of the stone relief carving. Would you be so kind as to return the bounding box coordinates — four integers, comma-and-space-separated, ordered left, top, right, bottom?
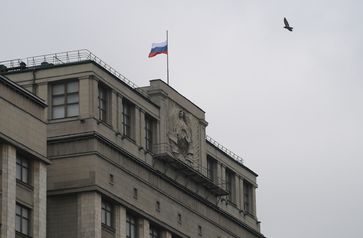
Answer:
168, 108, 194, 162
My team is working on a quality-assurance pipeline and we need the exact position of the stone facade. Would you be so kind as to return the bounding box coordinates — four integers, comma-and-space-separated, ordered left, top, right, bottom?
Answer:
0, 51, 265, 238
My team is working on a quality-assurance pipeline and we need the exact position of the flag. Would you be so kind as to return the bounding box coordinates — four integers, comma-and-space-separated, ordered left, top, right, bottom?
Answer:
148, 41, 168, 58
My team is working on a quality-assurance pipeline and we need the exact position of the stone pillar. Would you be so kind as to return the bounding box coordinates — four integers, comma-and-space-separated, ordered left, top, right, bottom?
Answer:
239, 177, 244, 210
115, 205, 126, 238
234, 175, 240, 206
140, 110, 146, 149
79, 76, 91, 119
252, 186, 257, 216
111, 91, 118, 128
77, 192, 102, 238
135, 107, 141, 145
216, 162, 222, 187
119, 95, 124, 135
221, 164, 226, 190
137, 217, 150, 238
1, 144, 16, 238
32, 160, 47, 238
161, 230, 172, 238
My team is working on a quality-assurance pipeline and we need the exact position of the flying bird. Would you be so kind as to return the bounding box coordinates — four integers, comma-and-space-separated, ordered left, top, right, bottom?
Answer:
283, 17, 293, 31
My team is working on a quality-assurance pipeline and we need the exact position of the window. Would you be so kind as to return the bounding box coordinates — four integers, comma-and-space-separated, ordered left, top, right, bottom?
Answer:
16, 203, 30, 236
243, 180, 254, 214
16, 155, 30, 184
98, 83, 109, 123
207, 156, 217, 182
101, 200, 113, 227
51, 80, 79, 119
149, 226, 159, 238
126, 214, 137, 238
145, 114, 155, 152
225, 168, 235, 203
122, 99, 134, 138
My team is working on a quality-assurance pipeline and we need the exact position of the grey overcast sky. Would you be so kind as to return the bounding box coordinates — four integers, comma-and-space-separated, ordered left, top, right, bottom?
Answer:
2, 0, 363, 237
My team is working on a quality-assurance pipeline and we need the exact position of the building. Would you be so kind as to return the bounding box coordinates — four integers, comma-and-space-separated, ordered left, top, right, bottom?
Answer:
0, 50, 265, 238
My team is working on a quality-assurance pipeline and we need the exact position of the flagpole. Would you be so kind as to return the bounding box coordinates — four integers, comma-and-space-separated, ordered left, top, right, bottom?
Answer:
166, 30, 170, 85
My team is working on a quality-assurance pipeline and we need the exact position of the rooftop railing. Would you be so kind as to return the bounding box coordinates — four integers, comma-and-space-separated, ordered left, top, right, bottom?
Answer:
0, 49, 149, 98
206, 135, 244, 164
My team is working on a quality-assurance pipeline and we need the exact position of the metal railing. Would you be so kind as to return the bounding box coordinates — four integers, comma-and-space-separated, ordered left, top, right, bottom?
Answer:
0, 49, 149, 98
206, 135, 244, 164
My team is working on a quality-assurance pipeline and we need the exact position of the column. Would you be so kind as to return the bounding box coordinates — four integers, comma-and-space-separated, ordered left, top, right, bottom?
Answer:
161, 230, 172, 238
111, 91, 118, 129
216, 162, 223, 187
239, 177, 244, 210
252, 186, 257, 216
77, 192, 102, 238
134, 107, 141, 145
140, 110, 146, 150
234, 175, 240, 206
138, 217, 150, 238
1, 144, 16, 238
115, 205, 126, 238
32, 160, 47, 238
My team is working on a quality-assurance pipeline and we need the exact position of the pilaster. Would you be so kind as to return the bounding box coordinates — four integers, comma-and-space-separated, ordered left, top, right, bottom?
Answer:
137, 217, 150, 238
32, 160, 47, 238
1, 144, 16, 238
77, 192, 102, 238
115, 205, 126, 238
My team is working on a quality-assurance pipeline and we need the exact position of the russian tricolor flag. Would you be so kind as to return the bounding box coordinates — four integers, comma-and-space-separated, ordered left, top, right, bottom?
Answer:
148, 41, 168, 58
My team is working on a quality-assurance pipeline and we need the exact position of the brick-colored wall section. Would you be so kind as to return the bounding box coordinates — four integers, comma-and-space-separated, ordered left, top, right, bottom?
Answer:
1, 144, 16, 238
77, 192, 102, 238
33, 160, 47, 238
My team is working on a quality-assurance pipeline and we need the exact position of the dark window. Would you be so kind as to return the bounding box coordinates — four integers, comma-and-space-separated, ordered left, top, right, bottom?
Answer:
101, 200, 113, 227
126, 214, 137, 238
149, 226, 159, 238
225, 168, 235, 203
16, 155, 30, 184
98, 83, 109, 123
145, 114, 155, 152
207, 156, 217, 182
16, 203, 30, 235
122, 99, 134, 138
244, 180, 254, 214
198, 225, 202, 236
51, 80, 79, 119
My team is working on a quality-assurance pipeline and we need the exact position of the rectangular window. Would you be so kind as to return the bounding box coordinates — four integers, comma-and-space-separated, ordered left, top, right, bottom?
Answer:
52, 80, 79, 119
149, 226, 159, 238
122, 99, 134, 138
225, 168, 235, 203
16, 203, 30, 236
101, 200, 113, 227
207, 156, 217, 182
243, 180, 254, 214
98, 83, 109, 123
145, 114, 155, 152
126, 214, 137, 238
16, 155, 30, 184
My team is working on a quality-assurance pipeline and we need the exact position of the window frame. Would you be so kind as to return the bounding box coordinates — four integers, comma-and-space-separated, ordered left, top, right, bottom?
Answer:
16, 154, 30, 185
243, 180, 254, 214
122, 99, 134, 139
101, 200, 113, 228
225, 168, 235, 203
149, 225, 160, 238
206, 156, 217, 182
51, 80, 79, 119
98, 83, 109, 123
145, 114, 155, 152
16, 203, 31, 236
126, 214, 137, 238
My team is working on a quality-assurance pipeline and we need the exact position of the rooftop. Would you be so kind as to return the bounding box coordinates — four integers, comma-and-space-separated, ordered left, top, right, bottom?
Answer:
0, 49, 246, 167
